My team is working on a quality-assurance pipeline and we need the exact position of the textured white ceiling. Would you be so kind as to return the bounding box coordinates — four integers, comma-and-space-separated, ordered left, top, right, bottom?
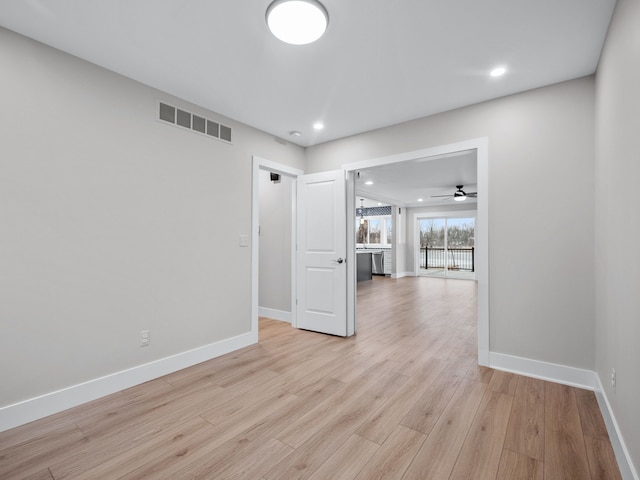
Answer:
0, 0, 615, 147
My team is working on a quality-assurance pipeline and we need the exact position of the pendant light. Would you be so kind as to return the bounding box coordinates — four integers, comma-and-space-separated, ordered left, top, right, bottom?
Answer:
359, 198, 365, 225
266, 0, 329, 45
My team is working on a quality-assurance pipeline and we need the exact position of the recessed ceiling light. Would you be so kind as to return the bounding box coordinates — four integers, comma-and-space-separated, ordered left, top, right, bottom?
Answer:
417, 198, 423, 202
313, 122, 324, 130
490, 66, 507, 77
378, 202, 382, 206
365, 181, 373, 185
289, 130, 301, 137
266, 0, 329, 46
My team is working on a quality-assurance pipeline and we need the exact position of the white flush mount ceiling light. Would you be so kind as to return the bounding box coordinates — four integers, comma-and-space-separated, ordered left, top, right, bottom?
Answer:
490, 66, 507, 77
266, 0, 329, 45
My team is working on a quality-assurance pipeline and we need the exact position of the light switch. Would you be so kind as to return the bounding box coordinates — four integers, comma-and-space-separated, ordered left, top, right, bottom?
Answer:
239, 234, 249, 247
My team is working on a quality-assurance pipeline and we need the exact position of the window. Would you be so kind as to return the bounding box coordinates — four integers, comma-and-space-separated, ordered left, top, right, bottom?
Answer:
447, 218, 475, 248
418, 217, 475, 274
420, 218, 445, 248
385, 218, 392, 244
356, 215, 392, 246
369, 218, 382, 244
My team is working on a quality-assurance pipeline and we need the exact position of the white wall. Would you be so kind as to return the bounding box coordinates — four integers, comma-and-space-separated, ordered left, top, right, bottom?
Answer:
391, 205, 408, 276
258, 169, 292, 316
595, 0, 640, 474
306, 77, 596, 370
0, 27, 305, 409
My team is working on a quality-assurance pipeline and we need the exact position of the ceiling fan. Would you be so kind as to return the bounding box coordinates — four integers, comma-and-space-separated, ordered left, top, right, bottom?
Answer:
431, 185, 477, 202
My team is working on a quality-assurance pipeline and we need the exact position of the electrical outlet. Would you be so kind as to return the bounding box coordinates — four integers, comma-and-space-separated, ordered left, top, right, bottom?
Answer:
140, 330, 150, 347
611, 368, 616, 392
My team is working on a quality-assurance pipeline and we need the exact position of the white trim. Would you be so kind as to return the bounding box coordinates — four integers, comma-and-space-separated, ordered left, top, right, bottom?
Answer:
346, 171, 357, 336
489, 352, 596, 390
251, 160, 261, 336
253, 156, 304, 178
258, 307, 292, 323
391, 271, 414, 279
412, 210, 478, 218
594, 375, 639, 480
342, 141, 478, 171
0, 331, 256, 433
251, 156, 303, 336
476, 138, 489, 365
343, 137, 490, 366
290, 178, 298, 328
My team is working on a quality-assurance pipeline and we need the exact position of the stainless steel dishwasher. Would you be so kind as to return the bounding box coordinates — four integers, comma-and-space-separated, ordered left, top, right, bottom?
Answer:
371, 251, 384, 275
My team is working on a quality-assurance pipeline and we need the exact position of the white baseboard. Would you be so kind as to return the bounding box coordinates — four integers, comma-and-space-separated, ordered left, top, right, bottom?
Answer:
594, 375, 639, 480
391, 271, 414, 279
489, 352, 596, 390
489, 352, 637, 479
478, 348, 490, 367
258, 307, 291, 323
0, 331, 257, 433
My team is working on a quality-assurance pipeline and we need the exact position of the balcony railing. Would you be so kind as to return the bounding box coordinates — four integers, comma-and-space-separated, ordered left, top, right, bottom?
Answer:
420, 247, 474, 272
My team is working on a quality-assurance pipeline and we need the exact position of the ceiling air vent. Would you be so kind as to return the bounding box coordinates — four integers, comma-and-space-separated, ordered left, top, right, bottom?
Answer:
158, 102, 232, 144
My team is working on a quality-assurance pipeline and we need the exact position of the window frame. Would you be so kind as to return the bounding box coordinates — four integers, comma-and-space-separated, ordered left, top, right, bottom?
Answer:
356, 214, 392, 248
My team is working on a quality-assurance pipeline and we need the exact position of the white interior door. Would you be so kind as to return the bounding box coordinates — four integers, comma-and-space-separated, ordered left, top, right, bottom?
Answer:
296, 170, 347, 336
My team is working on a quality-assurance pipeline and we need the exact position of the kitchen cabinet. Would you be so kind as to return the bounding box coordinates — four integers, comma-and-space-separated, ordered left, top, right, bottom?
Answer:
357, 252, 372, 281
383, 250, 392, 275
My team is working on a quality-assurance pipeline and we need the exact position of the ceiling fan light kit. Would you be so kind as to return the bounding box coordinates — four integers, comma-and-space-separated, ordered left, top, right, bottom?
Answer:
431, 185, 477, 202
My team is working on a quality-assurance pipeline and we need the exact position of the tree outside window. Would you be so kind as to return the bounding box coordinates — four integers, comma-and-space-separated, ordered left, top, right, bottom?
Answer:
420, 218, 445, 247
368, 218, 382, 244
357, 219, 368, 244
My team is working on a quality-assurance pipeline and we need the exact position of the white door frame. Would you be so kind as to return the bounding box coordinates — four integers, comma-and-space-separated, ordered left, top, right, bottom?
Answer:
251, 156, 304, 338
346, 171, 356, 335
342, 138, 490, 366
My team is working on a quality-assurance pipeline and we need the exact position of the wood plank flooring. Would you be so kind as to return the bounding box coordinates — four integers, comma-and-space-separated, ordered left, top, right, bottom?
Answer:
0, 276, 622, 479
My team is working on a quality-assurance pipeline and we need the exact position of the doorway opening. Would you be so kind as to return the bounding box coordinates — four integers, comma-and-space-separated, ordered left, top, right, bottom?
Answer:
251, 156, 303, 339
342, 138, 489, 365
251, 138, 488, 364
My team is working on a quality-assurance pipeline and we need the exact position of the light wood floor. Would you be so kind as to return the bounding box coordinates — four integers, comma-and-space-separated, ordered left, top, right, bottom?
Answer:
0, 276, 621, 479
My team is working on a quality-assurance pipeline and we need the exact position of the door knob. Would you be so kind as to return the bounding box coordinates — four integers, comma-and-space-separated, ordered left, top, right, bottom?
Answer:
332, 258, 344, 264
